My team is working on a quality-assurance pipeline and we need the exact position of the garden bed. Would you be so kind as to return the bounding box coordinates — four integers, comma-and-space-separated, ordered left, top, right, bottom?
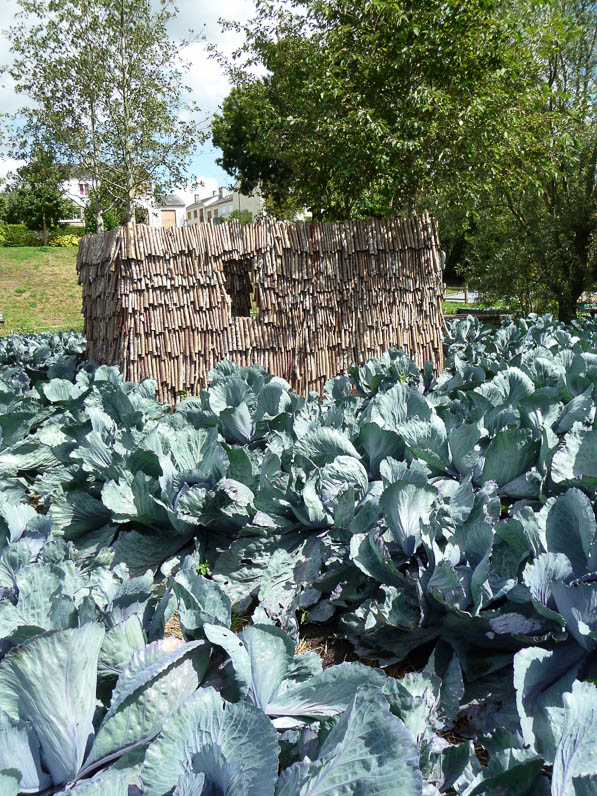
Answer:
1, 316, 597, 793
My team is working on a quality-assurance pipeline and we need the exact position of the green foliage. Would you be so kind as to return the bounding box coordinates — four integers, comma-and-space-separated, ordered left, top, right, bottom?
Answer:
263, 192, 305, 221
6, 146, 74, 244
57, 225, 85, 239
428, 1, 597, 323
0, 190, 26, 225
225, 209, 254, 225
1, 224, 83, 248
48, 233, 80, 247
83, 189, 121, 234
1, 224, 42, 247
2, 318, 597, 791
0, 194, 8, 224
212, 0, 538, 220
213, 0, 597, 321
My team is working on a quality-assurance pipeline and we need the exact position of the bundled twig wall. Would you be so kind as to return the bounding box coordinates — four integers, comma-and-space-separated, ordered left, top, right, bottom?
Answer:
77, 215, 445, 402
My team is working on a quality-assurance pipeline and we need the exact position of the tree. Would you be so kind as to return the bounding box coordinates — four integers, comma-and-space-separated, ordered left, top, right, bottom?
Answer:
8, 147, 76, 244
443, 0, 597, 322
212, 0, 540, 220
214, 0, 597, 321
5, 0, 205, 228
83, 188, 122, 234
225, 209, 254, 224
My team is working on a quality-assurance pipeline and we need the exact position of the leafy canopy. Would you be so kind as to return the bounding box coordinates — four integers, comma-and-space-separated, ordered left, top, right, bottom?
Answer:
212, 0, 541, 220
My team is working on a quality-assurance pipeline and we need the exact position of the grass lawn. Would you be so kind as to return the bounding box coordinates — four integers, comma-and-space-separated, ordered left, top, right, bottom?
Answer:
442, 300, 483, 314
0, 246, 83, 336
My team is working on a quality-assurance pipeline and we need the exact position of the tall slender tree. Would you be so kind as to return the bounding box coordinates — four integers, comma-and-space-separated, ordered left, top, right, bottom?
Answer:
5, 0, 205, 228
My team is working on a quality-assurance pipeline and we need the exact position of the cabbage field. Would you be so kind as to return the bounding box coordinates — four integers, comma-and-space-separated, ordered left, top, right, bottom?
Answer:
2, 316, 597, 794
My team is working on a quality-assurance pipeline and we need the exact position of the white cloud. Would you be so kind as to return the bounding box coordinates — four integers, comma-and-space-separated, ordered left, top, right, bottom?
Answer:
164, 0, 256, 47
0, 157, 24, 182
0, 0, 26, 120
171, 0, 268, 121
1, 0, 256, 123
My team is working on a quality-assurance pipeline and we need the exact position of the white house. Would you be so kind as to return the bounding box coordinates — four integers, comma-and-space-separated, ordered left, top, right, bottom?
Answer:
60, 174, 94, 226
58, 172, 186, 228
185, 184, 264, 225
136, 194, 187, 228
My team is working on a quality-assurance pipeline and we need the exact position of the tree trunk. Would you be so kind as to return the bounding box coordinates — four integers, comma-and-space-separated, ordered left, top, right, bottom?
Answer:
558, 295, 578, 324
557, 274, 584, 323
557, 226, 592, 323
124, 175, 135, 223
42, 215, 48, 246
90, 100, 104, 233
120, 0, 134, 224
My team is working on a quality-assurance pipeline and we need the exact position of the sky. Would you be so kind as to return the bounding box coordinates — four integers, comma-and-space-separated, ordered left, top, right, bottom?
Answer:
0, 0, 261, 203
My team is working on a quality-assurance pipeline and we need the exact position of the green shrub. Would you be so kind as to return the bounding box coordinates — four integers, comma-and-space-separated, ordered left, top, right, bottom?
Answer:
57, 225, 86, 239
2, 224, 42, 247
49, 233, 81, 247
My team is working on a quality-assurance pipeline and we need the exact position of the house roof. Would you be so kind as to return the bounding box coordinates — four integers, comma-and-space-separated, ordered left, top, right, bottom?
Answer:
187, 193, 233, 211
157, 194, 186, 208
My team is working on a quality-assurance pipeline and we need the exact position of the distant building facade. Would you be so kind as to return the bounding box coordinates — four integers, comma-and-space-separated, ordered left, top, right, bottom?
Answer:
185, 185, 264, 226
136, 194, 186, 228
60, 174, 94, 226
58, 171, 186, 228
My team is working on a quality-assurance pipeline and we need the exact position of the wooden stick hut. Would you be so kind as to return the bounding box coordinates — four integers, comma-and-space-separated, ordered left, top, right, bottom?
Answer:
76, 215, 445, 402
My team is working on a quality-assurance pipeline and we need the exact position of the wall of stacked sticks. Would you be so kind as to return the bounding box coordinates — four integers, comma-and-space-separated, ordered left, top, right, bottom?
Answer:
76, 214, 445, 403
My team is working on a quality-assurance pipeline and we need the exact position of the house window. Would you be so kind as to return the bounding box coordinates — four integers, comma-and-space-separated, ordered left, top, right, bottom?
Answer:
207, 211, 212, 219
78, 183, 85, 195
193, 209, 198, 218
213, 209, 218, 218
199, 209, 204, 222
187, 211, 191, 219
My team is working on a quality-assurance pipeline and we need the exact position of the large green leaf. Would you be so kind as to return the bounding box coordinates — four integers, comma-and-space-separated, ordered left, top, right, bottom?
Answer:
477, 368, 535, 407
294, 428, 360, 466
481, 428, 540, 487
359, 423, 403, 478
97, 615, 146, 679
275, 687, 422, 795
0, 770, 20, 796
544, 489, 596, 574
266, 661, 386, 727
48, 491, 113, 539
552, 428, 597, 490
0, 711, 50, 792
380, 481, 437, 555
83, 638, 209, 775
204, 623, 294, 708
141, 687, 279, 796
513, 645, 585, 762
172, 566, 232, 636
552, 681, 597, 796
0, 623, 104, 785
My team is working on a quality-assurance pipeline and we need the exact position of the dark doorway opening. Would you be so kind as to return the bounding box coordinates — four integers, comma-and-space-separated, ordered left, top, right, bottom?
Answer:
223, 258, 254, 317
